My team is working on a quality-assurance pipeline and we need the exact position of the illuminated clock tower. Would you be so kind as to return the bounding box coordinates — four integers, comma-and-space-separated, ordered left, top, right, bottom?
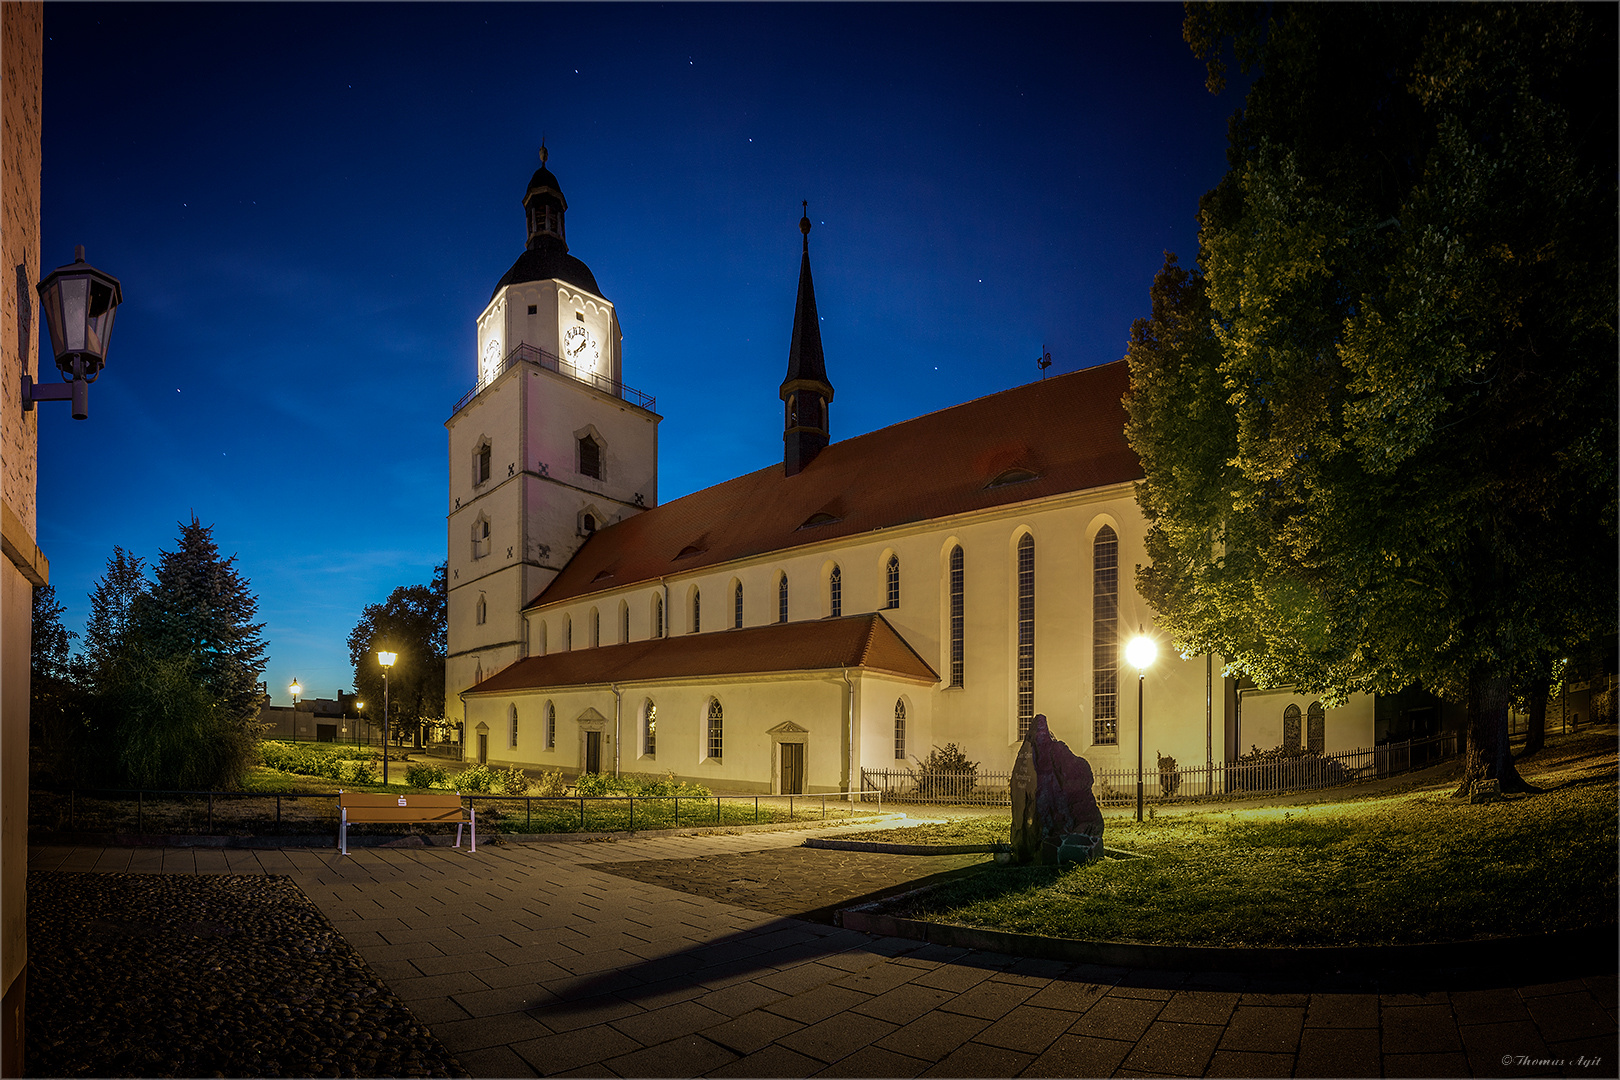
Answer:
445, 148, 660, 718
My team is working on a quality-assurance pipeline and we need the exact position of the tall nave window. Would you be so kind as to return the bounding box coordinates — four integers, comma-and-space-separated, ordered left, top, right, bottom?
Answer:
1016, 534, 1035, 738
1092, 526, 1119, 744
948, 545, 965, 688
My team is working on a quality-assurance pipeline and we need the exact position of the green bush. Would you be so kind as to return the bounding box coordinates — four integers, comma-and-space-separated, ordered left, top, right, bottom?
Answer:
495, 765, 531, 795
913, 743, 979, 799
258, 741, 382, 785
573, 771, 711, 798
344, 758, 379, 785
532, 770, 567, 797
455, 763, 496, 792
405, 762, 448, 789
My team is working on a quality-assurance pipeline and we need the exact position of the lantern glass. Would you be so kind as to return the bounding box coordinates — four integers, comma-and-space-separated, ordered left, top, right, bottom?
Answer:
36, 251, 123, 378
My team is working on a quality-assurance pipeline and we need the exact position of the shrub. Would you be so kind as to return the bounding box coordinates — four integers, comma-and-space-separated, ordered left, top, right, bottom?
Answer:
532, 770, 568, 797
405, 761, 448, 789
1226, 744, 1351, 792
495, 765, 530, 795
455, 763, 496, 793
913, 743, 978, 799
344, 758, 379, 785
574, 771, 710, 798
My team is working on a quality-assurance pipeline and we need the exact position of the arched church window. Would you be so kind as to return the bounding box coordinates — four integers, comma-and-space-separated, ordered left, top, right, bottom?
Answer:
545, 701, 556, 750
472, 517, 490, 560
733, 582, 744, 629
509, 704, 519, 749
590, 608, 600, 648
564, 615, 572, 651
1016, 534, 1035, 738
578, 435, 602, 480
653, 594, 664, 638
475, 442, 491, 486
643, 700, 657, 756
894, 699, 907, 760
949, 545, 964, 688
778, 574, 789, 623
829, 565, 842, 618
692, 588, 701, 633
1307, 701, 1325, 753
620, 601, 630, 644
475, 594, 486, 626
1092, 526, 1118, 744
707, 699, 724, 760
1283, 704, 1302, 751
886, 554, 900, 609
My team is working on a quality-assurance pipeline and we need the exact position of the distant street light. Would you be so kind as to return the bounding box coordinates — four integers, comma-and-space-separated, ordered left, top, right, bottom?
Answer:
354, 700, 365, 747
1126, 633, 1158, 823
289, 679, 302, 743
378, 651, 397, 785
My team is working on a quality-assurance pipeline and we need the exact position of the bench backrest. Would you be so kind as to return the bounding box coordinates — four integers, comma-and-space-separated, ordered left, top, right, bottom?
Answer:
339, 790, 466, 823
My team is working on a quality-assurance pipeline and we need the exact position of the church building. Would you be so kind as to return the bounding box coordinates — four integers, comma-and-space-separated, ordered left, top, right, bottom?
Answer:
446, 154, 1383, 795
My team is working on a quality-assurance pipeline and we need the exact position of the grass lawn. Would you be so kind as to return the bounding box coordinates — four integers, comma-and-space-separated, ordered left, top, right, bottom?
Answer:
852, 731, 1618, 947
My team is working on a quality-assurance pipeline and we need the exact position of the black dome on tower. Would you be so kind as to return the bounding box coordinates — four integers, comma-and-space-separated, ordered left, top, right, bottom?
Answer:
492, 146, 602, 299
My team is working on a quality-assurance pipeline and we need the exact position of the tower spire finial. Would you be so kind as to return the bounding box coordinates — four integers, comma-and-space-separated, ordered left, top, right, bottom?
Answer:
800, 200, 811, 244
539, 137, 548, 166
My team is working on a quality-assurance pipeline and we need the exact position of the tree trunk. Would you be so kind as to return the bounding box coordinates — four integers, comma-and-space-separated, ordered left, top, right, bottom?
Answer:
1455, 668, 1536, 796
1521, 680, 1548, 758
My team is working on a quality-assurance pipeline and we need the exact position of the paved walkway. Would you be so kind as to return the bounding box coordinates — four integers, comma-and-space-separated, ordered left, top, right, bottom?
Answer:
29, 829, 1616, 1078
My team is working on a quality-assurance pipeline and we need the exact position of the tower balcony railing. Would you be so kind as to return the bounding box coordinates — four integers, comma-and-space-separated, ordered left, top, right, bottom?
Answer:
452, 342, 655, 415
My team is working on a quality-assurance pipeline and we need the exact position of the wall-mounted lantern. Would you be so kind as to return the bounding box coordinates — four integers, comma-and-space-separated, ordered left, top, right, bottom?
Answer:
24, 245, 123, 420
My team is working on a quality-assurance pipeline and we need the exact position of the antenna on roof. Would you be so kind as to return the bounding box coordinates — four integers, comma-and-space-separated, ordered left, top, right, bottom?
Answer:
1037, 347, 1053, 380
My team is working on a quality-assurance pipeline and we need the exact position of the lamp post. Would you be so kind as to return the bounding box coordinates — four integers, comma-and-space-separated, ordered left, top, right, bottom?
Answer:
25, 246, 123, 420
289, 679, 302, 742
1125, 633, 1157, 823
354, 701, 364, 747
378, 651, 397, 785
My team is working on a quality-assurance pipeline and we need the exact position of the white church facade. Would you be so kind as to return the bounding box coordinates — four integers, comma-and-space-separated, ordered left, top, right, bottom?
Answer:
446, 155, 1388, 795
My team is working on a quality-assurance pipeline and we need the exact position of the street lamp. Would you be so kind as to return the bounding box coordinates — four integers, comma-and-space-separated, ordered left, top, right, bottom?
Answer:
378, 651, 397, 785
1125, 633, 1158, 823
289, 679, 302, 742
25, 246, 123, 420
354, 701, 365, 747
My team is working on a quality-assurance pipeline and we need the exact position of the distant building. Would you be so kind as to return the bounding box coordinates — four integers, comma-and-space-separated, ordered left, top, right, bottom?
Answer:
446, 157, 1442, 793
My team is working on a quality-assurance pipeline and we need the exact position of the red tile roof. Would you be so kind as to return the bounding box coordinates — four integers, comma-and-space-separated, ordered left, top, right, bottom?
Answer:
462, 613, 939, 696
534, 360, 1138, 608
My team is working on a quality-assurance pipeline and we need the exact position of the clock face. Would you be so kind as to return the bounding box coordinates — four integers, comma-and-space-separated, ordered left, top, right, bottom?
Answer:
562, 324, 599, 367
482, 338, 502, 381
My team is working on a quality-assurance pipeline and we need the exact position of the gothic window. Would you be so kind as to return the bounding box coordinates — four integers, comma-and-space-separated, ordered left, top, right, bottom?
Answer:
1093, 526, 1119, 744
472, 516, 490, 560
539, 621, 547, 654
886, 554, 900, 609
707, 698, 724, 760
590, 608, 600, 648
578, 435, 602, 479
829, 564, 842, 618
733, 581, 744, 629
949, 545, 965, 688
564, 614, 572, 651
1016, 534, 1035, 738
508, 704, 519, 749
653, 594, 664, 638
475, 594, 486, 626
475, 441, 491, 486
545, 701, 556, 750
894, 699, 907, 760
692, 588, 701, 633
643, 700, 657, 756
1307, 701, 1325, 753
778, 573, 789, 623
620, 601, 629, 644
1283, 704, 1302, 751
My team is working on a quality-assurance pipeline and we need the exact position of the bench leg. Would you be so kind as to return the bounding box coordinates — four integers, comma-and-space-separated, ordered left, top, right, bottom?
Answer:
470, 809, 476, 853
340, 816, 348, 857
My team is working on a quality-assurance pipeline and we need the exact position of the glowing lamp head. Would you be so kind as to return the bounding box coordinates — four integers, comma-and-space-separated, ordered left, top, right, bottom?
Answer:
354, 701, 364, 712
1125, 636, 1157, 673
377, 651, 397, 669
289, 679, 302, 697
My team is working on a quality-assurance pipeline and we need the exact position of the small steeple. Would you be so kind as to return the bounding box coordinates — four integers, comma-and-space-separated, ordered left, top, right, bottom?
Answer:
780, 202, 835, 476
523, 142, 568, 251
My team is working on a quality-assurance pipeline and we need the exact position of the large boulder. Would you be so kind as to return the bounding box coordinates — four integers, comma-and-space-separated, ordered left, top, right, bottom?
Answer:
1009, 714, 1104, 865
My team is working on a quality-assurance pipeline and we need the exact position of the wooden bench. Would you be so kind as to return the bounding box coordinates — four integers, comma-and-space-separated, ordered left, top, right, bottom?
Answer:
337, 790, 476, 856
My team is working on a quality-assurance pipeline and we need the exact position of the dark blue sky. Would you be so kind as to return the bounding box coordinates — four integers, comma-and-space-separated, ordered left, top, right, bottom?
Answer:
39, 3, 1242, 704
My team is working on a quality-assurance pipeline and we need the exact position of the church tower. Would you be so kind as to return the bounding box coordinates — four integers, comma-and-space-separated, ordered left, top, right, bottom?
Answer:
445, 149, 660, 718
780, 205, 834, 476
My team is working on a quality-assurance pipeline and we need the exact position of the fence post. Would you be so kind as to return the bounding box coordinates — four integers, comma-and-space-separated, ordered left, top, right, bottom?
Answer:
714, 797, 720, 824
630, 796, 635, 832
754, 796, 758, 824
579, 797, 585, 830
207, 792, 214, 832
70, 790, 76, 830
526, 796, 531, 832
137, 790, 143, 834
276, 794, 281, 827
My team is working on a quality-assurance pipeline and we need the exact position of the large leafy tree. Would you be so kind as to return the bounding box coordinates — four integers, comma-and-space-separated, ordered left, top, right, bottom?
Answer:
1130, 4, 1616, 794
347, 563, 447, 748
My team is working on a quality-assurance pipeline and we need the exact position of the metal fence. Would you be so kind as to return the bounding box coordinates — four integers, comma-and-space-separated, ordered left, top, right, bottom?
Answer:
451, 342, 656, 414
862, 732, 1462, 807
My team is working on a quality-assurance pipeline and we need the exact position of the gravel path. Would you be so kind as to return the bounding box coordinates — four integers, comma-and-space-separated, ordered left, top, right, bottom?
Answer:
27, 871, 467, 1078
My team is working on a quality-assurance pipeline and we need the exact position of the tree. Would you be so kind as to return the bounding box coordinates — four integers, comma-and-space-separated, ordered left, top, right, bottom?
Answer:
80, 546, 147, 689
347, 563, 447, 749
133, 516, 268, 727
1130, 5, 1617, 795
30, 584, 83, 778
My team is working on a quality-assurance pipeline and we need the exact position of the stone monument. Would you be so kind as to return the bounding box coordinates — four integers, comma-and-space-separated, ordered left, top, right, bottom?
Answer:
1010, 714, 1105, 865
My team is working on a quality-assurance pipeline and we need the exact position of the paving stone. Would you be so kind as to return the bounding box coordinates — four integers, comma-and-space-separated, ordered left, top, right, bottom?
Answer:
778, 1011, 899, 1064
756, 962, 849, 996
529, 995, 644, 1035
1301, 992, 1378, 1029
511, 1022, 644, 1075
1524, 992, 1616, 1044
919, 1040, 1034, 1078
1295, 1025, 1379, 1077
852, 982, 957, 1025
1238, 991, 1310, 1008
1218, 1005, 1305, 1054
877, 1011, 992, 1060
940, 979, 1038, 1021
1203, 1049, 1295, 1077
605, 1034, 738, 1078
704, 1043, 823, 1078
616, 976, 710, 1011
910, 961, 997, 993
1019, 1034, 1133, 1078
1582, 974, 1618, 1009
832, 962, 921, 996
764, 984, 873, 1025
405, 995, 473, 1025
391, 969, 495, 1000
610, 999, 731, 1046
698, 980, 790, 1018
434, 1011, 550, 1053
704, 1009, 807, 1055
1383, 1051, 1472, 1077
1457, 1019, 1551, 1076
1518, 980, 1594, 999
454, 984, 556, 1018
971, 1005, 1077, 1055
1157, 990, 1238, 1026
1066, 995, 1164, 1042
1382, 1002, 1463, 1053
1120, 1019, 1222, 1076
454, 1044, 540, 1078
